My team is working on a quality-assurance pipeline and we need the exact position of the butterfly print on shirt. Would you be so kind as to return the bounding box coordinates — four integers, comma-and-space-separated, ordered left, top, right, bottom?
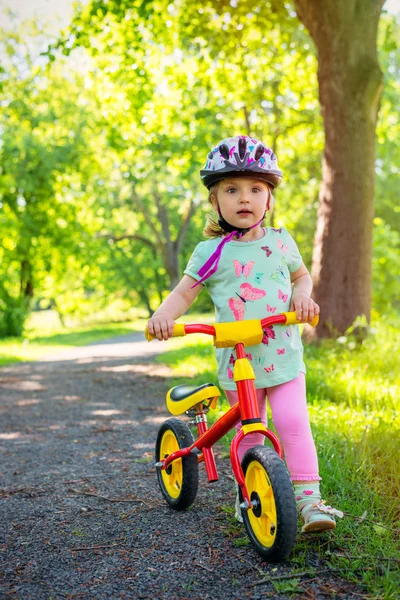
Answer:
233, 259, 254, 278
253, 356, 266, 366
277, 239, 288, 253
228, 283, 266, 321
278, 289, 288, 302
254, 272, 263, 285
270, 259, 288, 285
229, 352, 252, 368
264, 364, 275, 373
261, 246, 272, 257
262, 325, 276, 345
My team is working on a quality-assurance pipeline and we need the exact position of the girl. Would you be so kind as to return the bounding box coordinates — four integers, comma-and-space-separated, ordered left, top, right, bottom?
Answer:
147, 135, 343, 532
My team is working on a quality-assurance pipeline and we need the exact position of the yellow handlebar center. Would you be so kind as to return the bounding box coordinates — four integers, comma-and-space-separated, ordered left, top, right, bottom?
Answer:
213, 320, 263, 348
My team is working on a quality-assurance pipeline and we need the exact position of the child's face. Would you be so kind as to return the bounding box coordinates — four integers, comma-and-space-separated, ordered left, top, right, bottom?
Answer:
213, 177, 271, 228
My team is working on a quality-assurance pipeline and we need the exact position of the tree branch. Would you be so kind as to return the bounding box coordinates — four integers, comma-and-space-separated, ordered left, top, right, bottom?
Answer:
175, 198, 198, 253
97, 232, 157, 255
243, 105, 251, 136
152, 181, 170, 244
129, 185, 164, 247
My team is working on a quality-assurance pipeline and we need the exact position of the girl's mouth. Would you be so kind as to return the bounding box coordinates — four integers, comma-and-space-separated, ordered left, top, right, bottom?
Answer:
237, 210, 252, 214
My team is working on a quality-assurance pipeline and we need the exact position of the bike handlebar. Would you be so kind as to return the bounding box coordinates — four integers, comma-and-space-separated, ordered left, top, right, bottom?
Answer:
145, 311, 319, 343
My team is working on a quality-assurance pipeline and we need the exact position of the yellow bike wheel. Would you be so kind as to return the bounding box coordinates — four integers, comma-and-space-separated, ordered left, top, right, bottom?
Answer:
155, 418, 198, 510
240, 446, 297, 562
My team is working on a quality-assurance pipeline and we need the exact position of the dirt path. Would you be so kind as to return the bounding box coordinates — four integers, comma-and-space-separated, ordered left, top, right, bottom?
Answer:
0, 333, 367, 599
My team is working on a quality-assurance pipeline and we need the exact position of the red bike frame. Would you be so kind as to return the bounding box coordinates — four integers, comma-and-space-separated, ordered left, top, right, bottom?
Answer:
157, 314, 291, 507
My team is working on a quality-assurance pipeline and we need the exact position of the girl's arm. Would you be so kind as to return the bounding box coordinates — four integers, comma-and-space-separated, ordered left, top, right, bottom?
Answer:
290, 263, 320, 323
147, 275, 202, 340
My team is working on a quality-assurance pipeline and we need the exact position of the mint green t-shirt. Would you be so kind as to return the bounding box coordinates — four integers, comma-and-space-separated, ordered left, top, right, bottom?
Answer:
184, 227, 306, 390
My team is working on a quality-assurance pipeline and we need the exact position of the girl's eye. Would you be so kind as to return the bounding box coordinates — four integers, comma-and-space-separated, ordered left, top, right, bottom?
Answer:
226, 188, 237, 193
252, 187, 261, 193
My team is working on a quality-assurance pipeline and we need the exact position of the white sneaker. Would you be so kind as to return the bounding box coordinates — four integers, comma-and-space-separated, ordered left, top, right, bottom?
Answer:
301, 500, 343, 533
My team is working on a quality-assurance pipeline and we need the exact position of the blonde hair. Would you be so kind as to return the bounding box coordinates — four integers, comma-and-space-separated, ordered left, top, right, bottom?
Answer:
203, 181, 274, 238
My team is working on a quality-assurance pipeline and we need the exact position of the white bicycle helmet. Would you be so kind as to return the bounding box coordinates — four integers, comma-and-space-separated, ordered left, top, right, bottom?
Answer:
200, 135, 282, 189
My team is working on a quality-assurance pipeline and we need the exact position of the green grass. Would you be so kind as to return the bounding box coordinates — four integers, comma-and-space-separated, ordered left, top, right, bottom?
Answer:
2, 310, 399, 594
154, 314, 400, 598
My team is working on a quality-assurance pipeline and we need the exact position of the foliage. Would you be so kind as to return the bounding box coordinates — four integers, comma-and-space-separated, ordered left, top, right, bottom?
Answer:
0, 4, 399, 335
372, 218, 400, 313
376, 13, 400, 232
0, 26, 110, 333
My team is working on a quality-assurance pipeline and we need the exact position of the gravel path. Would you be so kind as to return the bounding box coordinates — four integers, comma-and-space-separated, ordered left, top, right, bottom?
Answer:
0, 333, 367, 599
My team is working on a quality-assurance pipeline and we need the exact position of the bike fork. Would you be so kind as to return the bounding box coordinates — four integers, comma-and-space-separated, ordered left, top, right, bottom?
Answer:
230, 427, 283, 507
191, 411, 218, 482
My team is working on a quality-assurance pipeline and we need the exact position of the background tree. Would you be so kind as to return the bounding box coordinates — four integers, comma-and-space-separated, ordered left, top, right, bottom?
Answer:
0, 2, 397, 335
293, 0, 386, 336
58, 0, 324, 283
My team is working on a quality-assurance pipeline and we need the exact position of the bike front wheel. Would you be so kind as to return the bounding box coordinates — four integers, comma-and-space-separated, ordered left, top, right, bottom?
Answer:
240, 445, 297, 562
155, 418, 199, 510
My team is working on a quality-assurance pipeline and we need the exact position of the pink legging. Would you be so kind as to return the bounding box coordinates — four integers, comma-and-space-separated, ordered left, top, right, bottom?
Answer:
225, 373, 321, 482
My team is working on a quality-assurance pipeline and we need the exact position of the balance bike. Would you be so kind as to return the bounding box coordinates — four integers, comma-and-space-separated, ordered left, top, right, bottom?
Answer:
145, 311, 318, 562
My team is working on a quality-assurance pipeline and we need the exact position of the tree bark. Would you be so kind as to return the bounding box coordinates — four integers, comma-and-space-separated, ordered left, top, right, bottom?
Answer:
20, 259, 34, 306
294, 0, 384, 337
132, 184, 199, 291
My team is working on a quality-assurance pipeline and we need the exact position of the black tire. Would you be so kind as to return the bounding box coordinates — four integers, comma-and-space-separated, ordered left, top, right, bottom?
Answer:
239, 445, 297, 562
155, 418, 199, 510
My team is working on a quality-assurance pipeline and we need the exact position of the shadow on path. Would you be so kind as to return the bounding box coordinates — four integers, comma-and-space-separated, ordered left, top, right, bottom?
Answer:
0, 334, 367, 599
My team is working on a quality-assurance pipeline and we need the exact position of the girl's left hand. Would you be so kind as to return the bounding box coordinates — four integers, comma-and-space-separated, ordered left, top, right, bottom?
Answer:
290, 292, 320, 323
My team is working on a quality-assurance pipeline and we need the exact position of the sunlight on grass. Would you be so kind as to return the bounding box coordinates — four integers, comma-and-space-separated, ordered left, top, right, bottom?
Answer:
155, 314, 400, 595
155, 335, 217, 378
306, 317, 400, 411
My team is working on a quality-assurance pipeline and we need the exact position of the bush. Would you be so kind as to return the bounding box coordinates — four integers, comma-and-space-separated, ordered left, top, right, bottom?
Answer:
0, 295, 28, 337
373, 218, 400, 313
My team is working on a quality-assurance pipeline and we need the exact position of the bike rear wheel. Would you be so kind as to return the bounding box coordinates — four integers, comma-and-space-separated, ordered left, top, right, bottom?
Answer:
240, 445, 297, 562
155, 418, 199, 510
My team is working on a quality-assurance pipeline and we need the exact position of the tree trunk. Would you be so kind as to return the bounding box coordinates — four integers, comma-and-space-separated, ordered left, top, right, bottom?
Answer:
137, 286, 153, 317
167, 248, 181, 291
294, 0, 384, 337
20, 259, 34, 307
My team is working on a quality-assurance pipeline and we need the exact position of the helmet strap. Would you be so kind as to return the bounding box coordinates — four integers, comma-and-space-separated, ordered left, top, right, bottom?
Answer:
192, 207, 266, 288
217, 205, 266, 237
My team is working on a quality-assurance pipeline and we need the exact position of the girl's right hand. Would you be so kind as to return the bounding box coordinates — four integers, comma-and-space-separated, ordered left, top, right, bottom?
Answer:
147, 313, 175, 341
